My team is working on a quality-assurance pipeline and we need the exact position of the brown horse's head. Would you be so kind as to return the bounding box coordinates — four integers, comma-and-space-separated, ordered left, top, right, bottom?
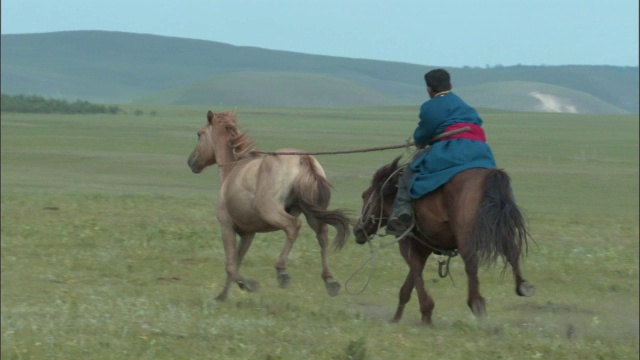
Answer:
188, 111, 219, 173
353, 157, 402, 244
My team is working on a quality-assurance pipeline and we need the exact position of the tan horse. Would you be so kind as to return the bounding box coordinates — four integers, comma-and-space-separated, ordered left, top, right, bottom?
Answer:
188, 110, 351, 301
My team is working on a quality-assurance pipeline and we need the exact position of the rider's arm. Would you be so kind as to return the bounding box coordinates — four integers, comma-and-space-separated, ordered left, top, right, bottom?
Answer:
414, 101, 444, 148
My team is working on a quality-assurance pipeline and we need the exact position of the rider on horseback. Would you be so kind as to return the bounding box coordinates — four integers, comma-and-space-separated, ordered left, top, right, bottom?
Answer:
387, 69, 497, 236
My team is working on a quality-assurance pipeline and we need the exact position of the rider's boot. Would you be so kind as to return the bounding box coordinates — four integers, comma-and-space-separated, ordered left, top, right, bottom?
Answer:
387, 182, 413, 236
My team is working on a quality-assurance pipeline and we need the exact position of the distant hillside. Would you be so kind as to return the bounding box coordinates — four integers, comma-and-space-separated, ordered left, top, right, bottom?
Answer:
1, 31, 638, 114
138, 71, 407, 107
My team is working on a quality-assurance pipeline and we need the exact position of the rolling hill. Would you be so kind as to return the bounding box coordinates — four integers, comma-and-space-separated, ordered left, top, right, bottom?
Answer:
1, 31, 638, 114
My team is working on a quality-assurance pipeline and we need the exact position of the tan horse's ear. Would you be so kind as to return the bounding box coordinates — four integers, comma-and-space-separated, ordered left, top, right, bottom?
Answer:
207, 110, 214, 124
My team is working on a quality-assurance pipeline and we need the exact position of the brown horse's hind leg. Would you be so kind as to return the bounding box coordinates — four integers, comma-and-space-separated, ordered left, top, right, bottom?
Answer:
393, 239, 434, 324
507, 248, 535, 297
459, 251, 486, 317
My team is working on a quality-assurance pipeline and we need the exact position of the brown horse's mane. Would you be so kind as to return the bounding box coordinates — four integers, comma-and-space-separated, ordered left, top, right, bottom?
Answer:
372, 157, 402, 197
216, 112, 258, 160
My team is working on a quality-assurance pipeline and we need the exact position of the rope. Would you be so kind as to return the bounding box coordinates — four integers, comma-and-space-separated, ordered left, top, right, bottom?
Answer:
250, 126, 471, 156
344, 240, 378, 295
251, 142, 414, 156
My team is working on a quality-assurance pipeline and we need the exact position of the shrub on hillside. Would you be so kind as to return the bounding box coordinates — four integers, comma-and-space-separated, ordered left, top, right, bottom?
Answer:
0, 94, 120, 114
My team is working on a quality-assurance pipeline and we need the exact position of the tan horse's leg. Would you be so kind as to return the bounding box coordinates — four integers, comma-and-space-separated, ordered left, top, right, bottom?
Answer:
306, 218, 340, 297
272, 213, 302, 289
236, 233, 255, 264
216, 228, 258, 301
216, 225, 237, 301
235, 233, 259, 292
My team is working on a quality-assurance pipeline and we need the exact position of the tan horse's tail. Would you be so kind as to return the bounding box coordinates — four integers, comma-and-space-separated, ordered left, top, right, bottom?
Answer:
471, 169, 530, 268
293, 156, 351, 250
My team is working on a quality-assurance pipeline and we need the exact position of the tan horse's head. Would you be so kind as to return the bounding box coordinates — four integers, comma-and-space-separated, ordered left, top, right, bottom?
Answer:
187, 111, 218, 173
187, 110, 256, 173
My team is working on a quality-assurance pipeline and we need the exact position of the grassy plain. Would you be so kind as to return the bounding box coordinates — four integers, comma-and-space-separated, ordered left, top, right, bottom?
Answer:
1, 106, 638, 359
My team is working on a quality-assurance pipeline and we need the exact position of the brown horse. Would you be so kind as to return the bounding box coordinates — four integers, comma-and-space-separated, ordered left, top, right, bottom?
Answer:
188, 110, 351, 301
353, 157, 534, 324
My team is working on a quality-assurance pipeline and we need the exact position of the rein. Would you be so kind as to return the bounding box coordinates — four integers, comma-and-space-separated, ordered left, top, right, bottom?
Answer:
345, 166, 404, 295
350, 156, 462, 288
346, 127, 475, 292
345, 222, 458, 295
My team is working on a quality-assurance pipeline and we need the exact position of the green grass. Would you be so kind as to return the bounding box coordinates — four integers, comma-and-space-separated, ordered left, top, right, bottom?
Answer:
1, 106, 638, 359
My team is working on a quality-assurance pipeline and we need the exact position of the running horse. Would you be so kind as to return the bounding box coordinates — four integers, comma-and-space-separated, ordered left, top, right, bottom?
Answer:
353, 157, 534, 324
188, 110, 351, 301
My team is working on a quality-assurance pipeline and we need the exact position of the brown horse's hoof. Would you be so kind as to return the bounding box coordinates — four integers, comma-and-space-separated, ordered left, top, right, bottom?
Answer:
470, 298, 487, 318
517, 281, 535, 297
325, 278, 341, 297
421, 318, 433, 326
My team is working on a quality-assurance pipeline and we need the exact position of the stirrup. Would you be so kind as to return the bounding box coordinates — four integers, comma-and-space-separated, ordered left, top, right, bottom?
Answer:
386, 222, 413, 237
388, 212, 412, 229
387, 215, 413, 236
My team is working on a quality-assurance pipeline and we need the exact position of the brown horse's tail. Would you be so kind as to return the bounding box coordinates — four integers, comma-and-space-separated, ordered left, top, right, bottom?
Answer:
293, 156, 351, 250
471, 169, 530, 268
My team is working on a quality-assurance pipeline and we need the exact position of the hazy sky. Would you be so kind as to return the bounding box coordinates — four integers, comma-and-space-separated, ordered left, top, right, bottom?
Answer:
2, 0, 638, 67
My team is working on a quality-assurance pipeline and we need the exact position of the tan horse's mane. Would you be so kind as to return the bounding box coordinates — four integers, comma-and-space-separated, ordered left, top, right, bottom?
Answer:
215, 112, 258, 160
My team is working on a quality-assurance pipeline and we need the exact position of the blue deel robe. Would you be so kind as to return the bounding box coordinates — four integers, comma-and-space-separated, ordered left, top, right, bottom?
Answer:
408, 91, 496, 199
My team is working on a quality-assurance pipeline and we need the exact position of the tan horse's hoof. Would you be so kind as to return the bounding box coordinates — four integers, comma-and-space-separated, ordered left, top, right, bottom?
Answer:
325, 278, 341, 297
277, 271, 291, 288
238, 279, 260, 293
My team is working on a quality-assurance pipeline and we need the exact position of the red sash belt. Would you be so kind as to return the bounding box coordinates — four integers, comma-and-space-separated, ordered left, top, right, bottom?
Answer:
441, 123, 486, 142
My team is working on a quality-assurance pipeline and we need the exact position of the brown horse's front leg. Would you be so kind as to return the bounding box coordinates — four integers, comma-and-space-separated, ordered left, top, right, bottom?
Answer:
393, 239, 434, 324
412, 255, 434, 324
392, 270, 414, 323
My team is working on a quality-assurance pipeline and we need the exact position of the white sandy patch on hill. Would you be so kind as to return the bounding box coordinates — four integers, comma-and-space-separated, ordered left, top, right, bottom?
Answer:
529, 91, 578, 113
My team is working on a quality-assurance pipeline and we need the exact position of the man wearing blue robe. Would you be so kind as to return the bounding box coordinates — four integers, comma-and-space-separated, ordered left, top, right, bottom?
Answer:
387, 69, 497, 236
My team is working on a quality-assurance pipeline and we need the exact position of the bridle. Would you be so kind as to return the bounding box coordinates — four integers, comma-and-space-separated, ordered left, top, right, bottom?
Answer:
355, 165, 405, 243
345, 166, 404, 295
354, 163, 459, 280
